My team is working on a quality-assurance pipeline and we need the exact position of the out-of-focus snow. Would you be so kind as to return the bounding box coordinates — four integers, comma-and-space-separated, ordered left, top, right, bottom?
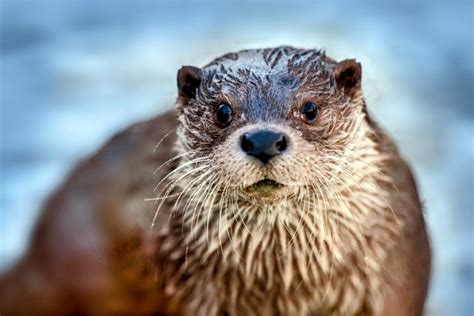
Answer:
0, 1, 472, 315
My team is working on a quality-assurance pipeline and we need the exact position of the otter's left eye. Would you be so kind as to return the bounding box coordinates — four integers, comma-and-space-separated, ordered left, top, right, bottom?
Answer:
300, 101, 319, 123
215, 103, 233, 127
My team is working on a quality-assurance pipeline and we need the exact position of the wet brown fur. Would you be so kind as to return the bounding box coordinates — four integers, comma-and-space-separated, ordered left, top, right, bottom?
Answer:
0, 47, 430, 315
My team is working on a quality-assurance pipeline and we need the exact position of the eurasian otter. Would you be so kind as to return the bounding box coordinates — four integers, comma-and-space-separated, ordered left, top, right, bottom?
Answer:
0, 47, 431, 315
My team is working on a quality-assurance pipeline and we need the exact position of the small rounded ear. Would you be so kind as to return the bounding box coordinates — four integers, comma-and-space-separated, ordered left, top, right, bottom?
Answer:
335, 59, 362, 97
177, 66, 202, 99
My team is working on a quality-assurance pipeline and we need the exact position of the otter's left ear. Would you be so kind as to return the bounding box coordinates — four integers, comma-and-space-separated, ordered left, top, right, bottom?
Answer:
177, 66, 202, 100
335, 59, 362, 98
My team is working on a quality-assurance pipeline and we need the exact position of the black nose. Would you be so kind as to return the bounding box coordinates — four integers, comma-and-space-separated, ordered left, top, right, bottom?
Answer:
240, 130, 287, 163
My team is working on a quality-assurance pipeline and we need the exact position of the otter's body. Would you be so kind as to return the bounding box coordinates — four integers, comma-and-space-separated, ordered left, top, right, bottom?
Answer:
0, 47, 430, 315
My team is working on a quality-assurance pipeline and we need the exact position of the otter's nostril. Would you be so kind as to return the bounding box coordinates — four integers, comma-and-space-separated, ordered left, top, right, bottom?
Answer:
275, 135, 287, 152
241, 134, 254, 153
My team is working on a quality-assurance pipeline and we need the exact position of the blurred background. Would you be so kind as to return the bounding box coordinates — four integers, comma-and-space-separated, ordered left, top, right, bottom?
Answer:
0, 0, 472, 314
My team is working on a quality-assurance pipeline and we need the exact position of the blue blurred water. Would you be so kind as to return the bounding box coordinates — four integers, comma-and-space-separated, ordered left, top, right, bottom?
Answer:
0, 1, 473, 315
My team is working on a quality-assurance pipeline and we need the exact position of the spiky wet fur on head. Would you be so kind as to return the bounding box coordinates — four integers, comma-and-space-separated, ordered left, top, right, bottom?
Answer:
153, 47, 403, 315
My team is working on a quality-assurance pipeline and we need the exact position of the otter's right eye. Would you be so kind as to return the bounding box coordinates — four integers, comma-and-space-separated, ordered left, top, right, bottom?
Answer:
215, 103, 233, 127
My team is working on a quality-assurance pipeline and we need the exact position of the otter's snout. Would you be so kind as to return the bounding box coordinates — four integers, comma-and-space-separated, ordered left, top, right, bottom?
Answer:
240, 130, 287, 163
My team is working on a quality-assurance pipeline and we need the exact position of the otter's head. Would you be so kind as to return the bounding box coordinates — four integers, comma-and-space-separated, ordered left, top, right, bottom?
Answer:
173, 47, 370, 218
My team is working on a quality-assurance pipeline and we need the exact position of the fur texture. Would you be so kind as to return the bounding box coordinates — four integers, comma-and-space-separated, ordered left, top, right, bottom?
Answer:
150, 47, 430, 315
0, 47, 430, 316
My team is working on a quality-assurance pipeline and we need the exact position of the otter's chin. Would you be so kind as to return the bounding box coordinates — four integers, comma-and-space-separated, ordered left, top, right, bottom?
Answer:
243, 179, 288, 200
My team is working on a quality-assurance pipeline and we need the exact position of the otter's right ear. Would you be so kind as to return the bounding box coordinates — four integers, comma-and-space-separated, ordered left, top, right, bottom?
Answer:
177, 66, 202, 99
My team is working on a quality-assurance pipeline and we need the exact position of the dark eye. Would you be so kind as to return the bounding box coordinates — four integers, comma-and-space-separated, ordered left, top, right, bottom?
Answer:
215, 103, 233, 127
300, 101, 319, 123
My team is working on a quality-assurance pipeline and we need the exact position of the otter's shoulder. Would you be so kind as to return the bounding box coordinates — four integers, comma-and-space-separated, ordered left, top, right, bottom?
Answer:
0, 110, 181, 315
35, 109, 179, 237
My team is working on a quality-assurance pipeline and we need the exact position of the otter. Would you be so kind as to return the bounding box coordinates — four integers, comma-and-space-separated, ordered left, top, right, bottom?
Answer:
0, 47, 431, 316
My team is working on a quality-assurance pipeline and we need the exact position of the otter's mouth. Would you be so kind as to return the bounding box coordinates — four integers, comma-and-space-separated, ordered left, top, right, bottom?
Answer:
244, 179, 285, 196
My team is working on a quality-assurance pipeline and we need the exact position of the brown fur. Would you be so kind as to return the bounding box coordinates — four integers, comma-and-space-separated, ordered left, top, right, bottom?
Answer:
0, 47, 430, 315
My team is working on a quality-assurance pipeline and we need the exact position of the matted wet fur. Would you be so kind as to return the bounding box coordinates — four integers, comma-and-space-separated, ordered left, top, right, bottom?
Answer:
0, 47, 430, 315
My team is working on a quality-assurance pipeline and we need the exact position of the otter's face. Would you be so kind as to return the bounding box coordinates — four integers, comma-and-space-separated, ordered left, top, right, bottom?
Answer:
175, 47, 366, 207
